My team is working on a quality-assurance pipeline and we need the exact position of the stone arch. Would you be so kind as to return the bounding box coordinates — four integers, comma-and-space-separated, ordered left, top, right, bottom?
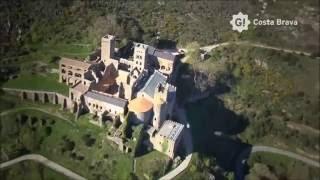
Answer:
62, 77, 67, 83
63, 98, 67, 109
34, 93, 39, 102
22, 91, 27, 100
73, 102, 78, 113
54, 94, 58, 104
71, 92, 74, 100
44, 93, 49, 103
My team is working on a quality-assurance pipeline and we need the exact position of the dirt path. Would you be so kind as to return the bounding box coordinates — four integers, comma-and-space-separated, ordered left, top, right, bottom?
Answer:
251, 146, 320, 168
200, 41, 313, 56
0, 154, 86, 180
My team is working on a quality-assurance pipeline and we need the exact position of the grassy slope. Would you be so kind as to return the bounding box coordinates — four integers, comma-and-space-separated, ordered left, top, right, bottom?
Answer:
135, 151, 169, 180
0, 161, 69, 180
3, 73, 69, 95
199, 45, 319, 153
178, 45, 319, 178
0, 94, 170, 179
247, 152, 320, 180
0, 105, 133, 179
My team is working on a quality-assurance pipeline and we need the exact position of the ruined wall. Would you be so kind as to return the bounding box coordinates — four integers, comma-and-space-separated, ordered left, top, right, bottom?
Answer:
2, 88, 76, 112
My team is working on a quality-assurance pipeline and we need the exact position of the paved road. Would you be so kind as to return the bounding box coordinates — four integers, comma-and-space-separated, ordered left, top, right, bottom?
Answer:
251, 146, 320, 168
200, 41, 313, 56
235, 145, 320, 180
0, 154, 86, 180
159, 106, 193, 180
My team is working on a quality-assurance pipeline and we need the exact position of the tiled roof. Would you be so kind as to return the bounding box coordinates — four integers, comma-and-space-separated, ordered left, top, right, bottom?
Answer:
84, 91, 127, 108
147, 47, 176, 61
140, 71, 167, 98
128, 97, 153, 113
158, 120, 184, 141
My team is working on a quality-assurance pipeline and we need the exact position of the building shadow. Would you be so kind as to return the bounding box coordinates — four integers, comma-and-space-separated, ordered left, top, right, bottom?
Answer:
185, 93, 251, 179
156, 39, 177, 49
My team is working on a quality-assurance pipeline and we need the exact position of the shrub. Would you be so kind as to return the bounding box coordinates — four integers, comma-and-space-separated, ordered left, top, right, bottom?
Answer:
19, 114, 29, 125
45, 126, 52, 136
31, 117, 38, 126
62, 138, 75, 151
82, 134, 96, 147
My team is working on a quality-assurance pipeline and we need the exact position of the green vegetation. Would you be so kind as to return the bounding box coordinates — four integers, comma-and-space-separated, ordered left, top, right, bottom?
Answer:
135, 151, 170, 180
246, 152, 320, 180
1, 1, 319, 179
128, 124, 144, 156
178, 44, 319, 179
175, 153, 218, 180
3, 73, 69, 95
0, 161, 69, 180
0, 94, 169, 179
182, 45, 319, 157
161, 140, 169, 153
2, 0, 318, 61
0, 97, 133, 180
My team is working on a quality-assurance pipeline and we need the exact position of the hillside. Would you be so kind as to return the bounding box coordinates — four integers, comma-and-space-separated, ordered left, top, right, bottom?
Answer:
1, 0, 319, 59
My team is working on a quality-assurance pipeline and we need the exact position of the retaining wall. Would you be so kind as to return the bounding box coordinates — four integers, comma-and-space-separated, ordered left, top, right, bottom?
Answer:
2, 88, 77, 112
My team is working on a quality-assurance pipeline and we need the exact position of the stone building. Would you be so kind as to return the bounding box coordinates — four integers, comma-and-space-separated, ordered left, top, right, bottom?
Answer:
137, 70, 176, 130
84, 91, 127, 126
147, 47, 178, 77
59, 57, 93, 86
149, 120, 184, 158
57, 34, 184, 158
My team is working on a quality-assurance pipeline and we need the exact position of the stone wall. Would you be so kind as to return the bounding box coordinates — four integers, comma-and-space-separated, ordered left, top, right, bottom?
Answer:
2, 88, 77, 112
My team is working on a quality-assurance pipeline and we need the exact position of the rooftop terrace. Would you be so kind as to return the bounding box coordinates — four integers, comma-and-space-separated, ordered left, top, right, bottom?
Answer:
158, 120, 184, 141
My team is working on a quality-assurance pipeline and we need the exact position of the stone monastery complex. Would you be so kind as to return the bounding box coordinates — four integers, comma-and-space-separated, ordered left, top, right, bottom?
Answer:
59, 35, 184, 158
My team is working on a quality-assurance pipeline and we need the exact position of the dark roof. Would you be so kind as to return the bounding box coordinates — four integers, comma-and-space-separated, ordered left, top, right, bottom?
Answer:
140, 71, 167, 98
85, 91, 127, 108
147, 47, 176, 61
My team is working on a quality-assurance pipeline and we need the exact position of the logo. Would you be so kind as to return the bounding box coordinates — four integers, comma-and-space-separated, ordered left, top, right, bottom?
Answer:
230, 12, 251, 33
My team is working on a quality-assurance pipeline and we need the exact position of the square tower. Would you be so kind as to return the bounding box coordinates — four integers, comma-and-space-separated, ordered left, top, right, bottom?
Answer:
101, 35, 115, 65
133, 43, 148, 73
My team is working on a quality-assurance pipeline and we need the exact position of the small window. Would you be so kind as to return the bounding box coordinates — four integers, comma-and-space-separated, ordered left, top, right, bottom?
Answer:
75, 73, 82, 78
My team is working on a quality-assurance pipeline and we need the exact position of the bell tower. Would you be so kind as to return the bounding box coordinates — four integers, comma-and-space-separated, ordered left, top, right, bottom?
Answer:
101, 35, 115, 66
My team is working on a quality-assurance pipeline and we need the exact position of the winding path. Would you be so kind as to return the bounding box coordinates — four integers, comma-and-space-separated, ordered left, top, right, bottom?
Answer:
0, 154, 86, 180
251, 146, 320, 168
235, 145, 320, 180
200, 41, 314, 56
